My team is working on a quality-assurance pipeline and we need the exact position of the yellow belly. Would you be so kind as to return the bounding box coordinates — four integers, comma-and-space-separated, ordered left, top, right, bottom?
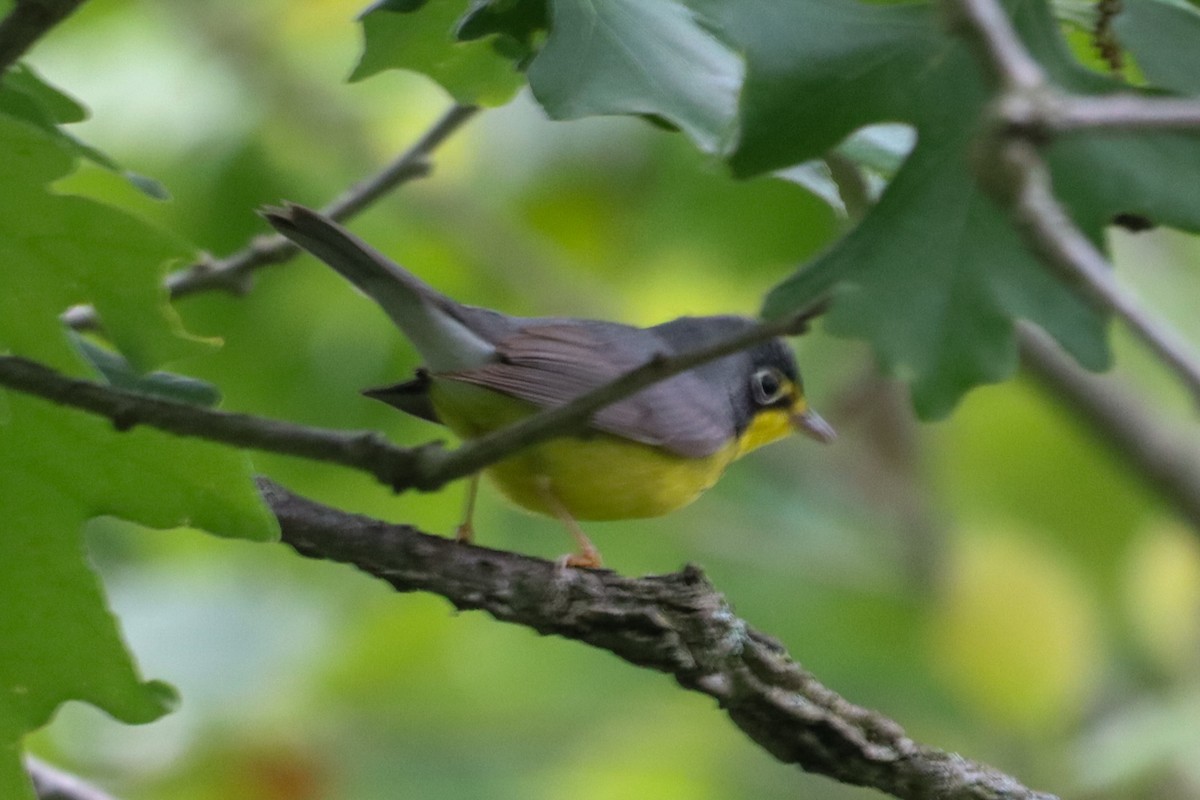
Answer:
428, 381, 738, 520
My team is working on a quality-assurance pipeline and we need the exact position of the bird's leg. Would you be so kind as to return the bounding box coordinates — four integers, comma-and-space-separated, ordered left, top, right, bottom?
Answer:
455, 474, 480, 543
535, 476, 603, 569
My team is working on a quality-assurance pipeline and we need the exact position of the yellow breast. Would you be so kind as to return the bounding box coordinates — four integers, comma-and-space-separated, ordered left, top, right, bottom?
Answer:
428, 380, 742, 520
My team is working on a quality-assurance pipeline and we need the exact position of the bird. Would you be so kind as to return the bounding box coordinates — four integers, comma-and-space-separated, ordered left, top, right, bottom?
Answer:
263, 204, 835, 567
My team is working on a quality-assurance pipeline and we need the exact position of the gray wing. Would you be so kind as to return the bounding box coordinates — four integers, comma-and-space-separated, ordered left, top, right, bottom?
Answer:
442, 321, 736, 457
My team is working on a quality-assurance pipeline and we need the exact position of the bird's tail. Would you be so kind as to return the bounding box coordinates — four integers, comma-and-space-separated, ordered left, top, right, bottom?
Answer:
261, 203, 493, 371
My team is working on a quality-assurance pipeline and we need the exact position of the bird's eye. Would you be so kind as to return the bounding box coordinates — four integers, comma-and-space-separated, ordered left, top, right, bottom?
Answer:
751, 367, 787, 405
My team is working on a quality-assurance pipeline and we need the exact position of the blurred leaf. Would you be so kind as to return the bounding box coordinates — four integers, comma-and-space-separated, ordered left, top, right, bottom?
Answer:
1, 64, 87, 123
0, 66, 169, 199
366, 0, 431, 11
73, 335, 223, 407
351, 0, 523, 105
0, 392, 277, 797
1052, 0, 1098, 30
457, 0, 547, 63
0, 115, 210, 372
0, 115, 276, 795
835, 124, 915, 177
527, 0, 742, 154
773, 162, 845, 217
512, 132, 839, 316
690, 0, 942, 177
457, 0, 546, 41
1115, 0, 1200, 94
775, 125, 916, 218
122, 171, 171, 201
929, 528, 1103, 733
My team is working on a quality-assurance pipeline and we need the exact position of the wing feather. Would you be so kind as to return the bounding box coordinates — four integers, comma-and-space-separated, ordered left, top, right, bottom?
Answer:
442, 322, 735, 457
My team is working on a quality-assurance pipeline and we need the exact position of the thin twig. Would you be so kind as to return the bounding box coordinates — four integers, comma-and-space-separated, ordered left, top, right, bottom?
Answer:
1019, 325, 1200, 530
942, 0, 1044, 90
26, 756, 119, 800
62, 104, 479, 329
166, 103, 479, 300
1001, 140, 1200, 401
0, 0, 87, 73
991, 89, 1200, 139
0, 309, 820, 493
321, 104, 479, 222
264, 478, 1058, 800
0, 355, 430, 488
1053, 95, 1200, 133
945, 0, 1200, 407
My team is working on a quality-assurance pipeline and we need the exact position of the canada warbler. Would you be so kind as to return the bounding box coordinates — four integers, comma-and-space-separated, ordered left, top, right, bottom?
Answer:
264, 204, 834, 567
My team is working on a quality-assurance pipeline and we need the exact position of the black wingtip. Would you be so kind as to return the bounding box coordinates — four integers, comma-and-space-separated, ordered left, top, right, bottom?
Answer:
362, 372, 441, 423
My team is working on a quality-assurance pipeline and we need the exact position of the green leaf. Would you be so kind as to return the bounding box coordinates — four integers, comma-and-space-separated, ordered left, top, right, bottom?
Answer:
1115, 0, 1200, 94
456, 0, 547, 45
527, 0, 742, 154
0, 114, 277, 791
1, 64, 87, 124
457, 0, 547, 63
692, 0, 1200, 417
73, 335, 223, 407
0, 66, 169, 199
351, 0, 523, 106
123, 170, 171, 201
0, 115, 211, 373
0, 392, 277, 797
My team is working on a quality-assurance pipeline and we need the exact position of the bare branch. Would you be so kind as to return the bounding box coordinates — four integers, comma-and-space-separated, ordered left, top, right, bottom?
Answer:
26, 756, 118, 800
0, 0, 87, 72
944, 0, 1200, 407
166, 103, 479, 300
1053, 95, 1200, 134
1000, 140, 1200, 401
320, 105, 479, 225
263, 478, 1057, 800
1, 308, 821, 493
942, 0, 1044, 90
62, 104, 479, 329
0, 355, 430, 488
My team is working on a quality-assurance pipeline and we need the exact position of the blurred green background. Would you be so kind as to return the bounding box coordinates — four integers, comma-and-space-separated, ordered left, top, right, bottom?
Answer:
19, 0, 1200, 798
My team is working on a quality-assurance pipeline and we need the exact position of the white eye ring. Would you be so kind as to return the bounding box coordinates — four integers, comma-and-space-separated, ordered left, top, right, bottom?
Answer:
751, 367, 787, 405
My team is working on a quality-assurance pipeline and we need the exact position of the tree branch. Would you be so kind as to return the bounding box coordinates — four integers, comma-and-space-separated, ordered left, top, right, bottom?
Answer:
0, 0, 87, 73
943, 0, 1044, 91
61, 103, 479, 330
0, 354, 431, 488
26, 756, 118, 800
165, 103, 479, 300
1000, 139, 1200, 403
262, 478, 1056, 800
944, 0, 1200, 407
1052, 95, 1200, 134
0, 309, 819, 492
